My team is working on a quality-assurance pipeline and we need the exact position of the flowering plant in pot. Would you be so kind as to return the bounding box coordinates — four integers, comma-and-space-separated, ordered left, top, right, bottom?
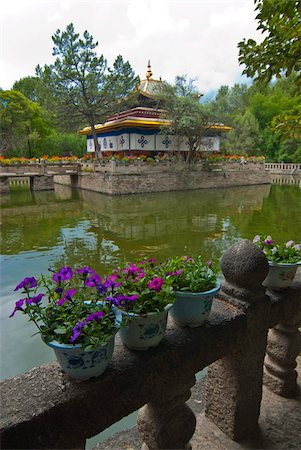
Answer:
253, 235, 301, 289
163, 256, 220, 327
109, 258, 174, 351
10, 266, 122, 380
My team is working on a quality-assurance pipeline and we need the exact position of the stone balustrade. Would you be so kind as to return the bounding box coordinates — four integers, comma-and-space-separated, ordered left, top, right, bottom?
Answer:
1, 240, 300, 449
265, 163, 301, 174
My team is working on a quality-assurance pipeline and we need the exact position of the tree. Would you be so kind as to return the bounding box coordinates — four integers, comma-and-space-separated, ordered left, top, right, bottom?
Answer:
238, 0, 301, 83
157, 76, 212, 163
0, 90, 51, 156
37, 23, 139, 154
13, 76, 40, 102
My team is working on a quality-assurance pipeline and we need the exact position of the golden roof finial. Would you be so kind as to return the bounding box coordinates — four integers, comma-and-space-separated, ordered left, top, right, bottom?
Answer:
146, 60, 152, 80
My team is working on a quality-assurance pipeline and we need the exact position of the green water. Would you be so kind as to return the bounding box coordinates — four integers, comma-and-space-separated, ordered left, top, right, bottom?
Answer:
1, 182, 300, 447
1, 182, 301, 382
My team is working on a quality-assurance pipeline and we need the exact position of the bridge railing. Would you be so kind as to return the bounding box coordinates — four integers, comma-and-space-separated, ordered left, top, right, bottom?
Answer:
1, 240, 300, 449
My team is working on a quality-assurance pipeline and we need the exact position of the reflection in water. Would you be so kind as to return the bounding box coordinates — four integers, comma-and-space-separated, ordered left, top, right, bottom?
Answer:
1, 182, 301, 381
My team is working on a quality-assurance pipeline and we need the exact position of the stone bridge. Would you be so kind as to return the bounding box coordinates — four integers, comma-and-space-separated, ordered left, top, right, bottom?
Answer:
1, 240, 300, 449
0, 163, 81, 193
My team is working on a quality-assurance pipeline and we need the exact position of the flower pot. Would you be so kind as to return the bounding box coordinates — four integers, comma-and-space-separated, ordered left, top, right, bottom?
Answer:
170, 282, 221, 328
46, 336, 115, 381
117, 304, 172, 351
263, 262, 300, 290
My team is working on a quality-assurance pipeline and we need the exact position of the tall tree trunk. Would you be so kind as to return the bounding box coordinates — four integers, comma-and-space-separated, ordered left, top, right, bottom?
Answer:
90, 121, 101, 159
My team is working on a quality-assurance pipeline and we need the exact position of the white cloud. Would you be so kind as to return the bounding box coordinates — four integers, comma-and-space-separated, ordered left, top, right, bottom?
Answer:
0, 0, 262, 93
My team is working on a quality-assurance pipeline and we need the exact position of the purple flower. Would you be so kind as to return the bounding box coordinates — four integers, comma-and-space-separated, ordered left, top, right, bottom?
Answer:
26, 293, 44, 304
286, 240, 295, 248
85, 311, 105, 322
253, 235, 260, 243
53, 266, 73, 283
14, 277, 37, 291
148, 277, 163, 292
69, 321, 85, 343
76, 266, 96, 276
166, 269, 183, 277
55, 287, 63, 295
263, 236, 274, 245
147, 258, 157, 264
123, 264, 141, 277
57, 289, 76, 306
85, 273, 101, 287
9, 299, 26, 317
206, 260, 212, 267
112, 294, 138, 307
293, 244, 301, 251
103, 277, 121, 290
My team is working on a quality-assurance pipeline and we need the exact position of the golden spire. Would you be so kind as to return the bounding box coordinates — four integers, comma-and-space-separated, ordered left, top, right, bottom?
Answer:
146, 60, 152, 80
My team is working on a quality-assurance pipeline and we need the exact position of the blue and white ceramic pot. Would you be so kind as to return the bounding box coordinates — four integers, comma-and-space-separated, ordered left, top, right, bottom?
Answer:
46, 336, 115, 381
170, 282, 221, 328
118, 304, 172, 351
263, 262, 300, 290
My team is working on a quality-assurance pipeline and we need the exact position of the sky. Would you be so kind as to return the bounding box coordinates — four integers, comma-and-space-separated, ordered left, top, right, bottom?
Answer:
0, 0, 263, 97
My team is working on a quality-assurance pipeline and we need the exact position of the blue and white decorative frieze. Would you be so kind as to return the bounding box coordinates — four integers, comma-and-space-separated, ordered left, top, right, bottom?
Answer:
156, 134, 176, 152
131, 133, 155, 151
199, 136, 220, 152
87, 138, 95, 153
178, 137, 190, 152
117, 134, 130, 151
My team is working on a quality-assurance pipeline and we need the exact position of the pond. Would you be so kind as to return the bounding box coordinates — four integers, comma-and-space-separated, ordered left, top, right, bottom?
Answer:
1, 181, 300, 445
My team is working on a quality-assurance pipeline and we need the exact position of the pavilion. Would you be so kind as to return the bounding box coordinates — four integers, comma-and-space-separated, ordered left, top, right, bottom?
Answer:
79, 62, 230, 157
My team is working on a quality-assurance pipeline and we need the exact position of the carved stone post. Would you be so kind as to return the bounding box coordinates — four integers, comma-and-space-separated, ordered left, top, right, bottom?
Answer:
137, 375, 196, 449
205, 240, 270, 441
264, 316, 301, 397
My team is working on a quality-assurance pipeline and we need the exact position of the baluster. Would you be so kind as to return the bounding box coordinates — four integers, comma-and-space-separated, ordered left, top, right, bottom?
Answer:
137, 375, 196, 449
264, 317, 301, 397
205, 239, 270, 440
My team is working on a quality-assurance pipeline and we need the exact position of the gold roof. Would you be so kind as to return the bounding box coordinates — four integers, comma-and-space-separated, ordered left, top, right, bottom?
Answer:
138, 60, 162, 98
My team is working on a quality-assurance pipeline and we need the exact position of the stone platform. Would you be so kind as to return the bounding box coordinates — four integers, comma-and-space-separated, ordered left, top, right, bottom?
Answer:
93, 357, 301, 450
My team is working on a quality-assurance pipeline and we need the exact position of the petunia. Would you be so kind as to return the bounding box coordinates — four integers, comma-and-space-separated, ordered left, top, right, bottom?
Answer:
253, 235, 260, 243
85, 273, 101, 287
57, 289, 76, 306
26, 293, 44, 304
285, 240, 294, 248
69, 321, 85, 343
263, 237, 274, 245
148, 277, 163, 292
53, 266, 73, 283
9, 299, 26, 317
84, 311, 105, 322
76, 266, 95, 276
112, 294, 138, 306
14, 277, 37, 291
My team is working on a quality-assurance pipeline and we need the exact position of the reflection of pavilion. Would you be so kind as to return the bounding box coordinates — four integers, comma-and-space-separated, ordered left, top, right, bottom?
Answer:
79, 62, 230, 157
80, 184, 271, 244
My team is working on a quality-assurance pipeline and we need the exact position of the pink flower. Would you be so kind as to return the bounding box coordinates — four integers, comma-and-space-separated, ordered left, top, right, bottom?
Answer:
148, 277, 163, 292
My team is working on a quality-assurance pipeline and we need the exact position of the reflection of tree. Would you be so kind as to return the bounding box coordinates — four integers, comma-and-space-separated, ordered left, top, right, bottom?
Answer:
1, 189, 81, 254
230, 184, 301, 243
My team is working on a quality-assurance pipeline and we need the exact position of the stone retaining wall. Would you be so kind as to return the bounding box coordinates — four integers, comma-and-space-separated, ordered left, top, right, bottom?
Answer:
54, 168, 270, 195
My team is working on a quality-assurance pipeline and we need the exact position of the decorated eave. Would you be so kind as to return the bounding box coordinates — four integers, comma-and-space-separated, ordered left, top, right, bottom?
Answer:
79, 106, 231, 136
